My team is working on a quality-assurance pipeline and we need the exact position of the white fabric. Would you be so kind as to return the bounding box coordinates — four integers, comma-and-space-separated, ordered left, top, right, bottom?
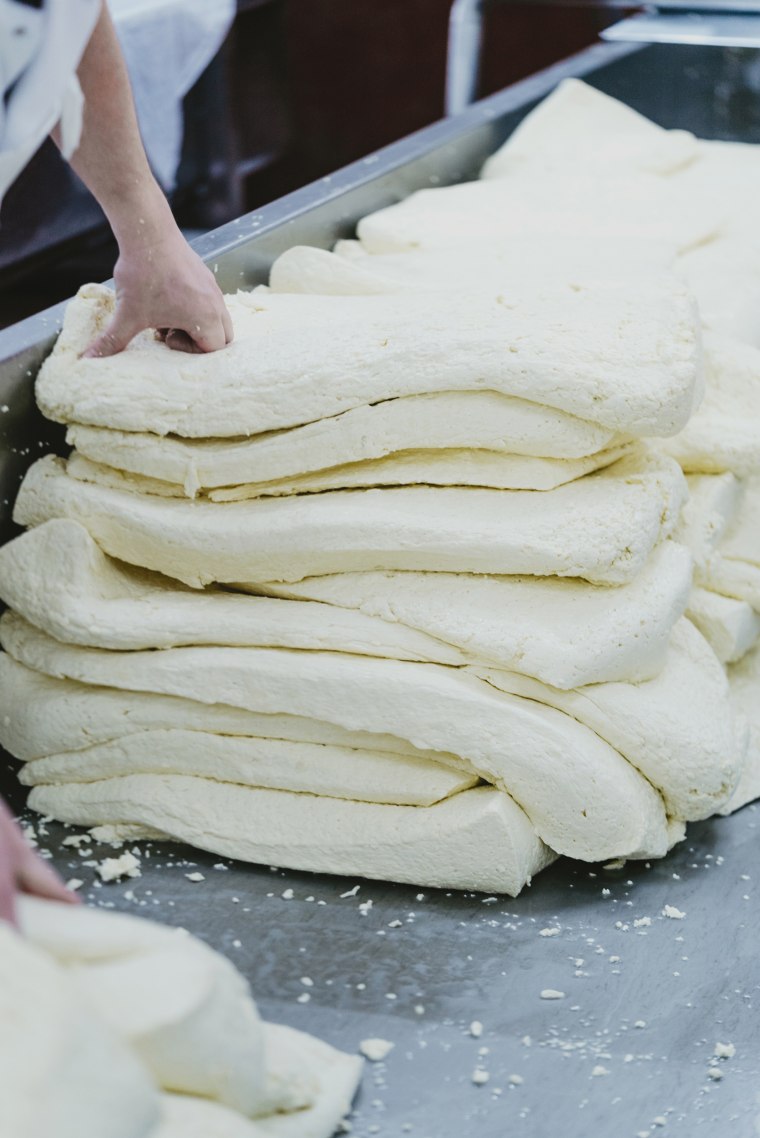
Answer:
0, 0, 99, 207
110, 0, 235, 190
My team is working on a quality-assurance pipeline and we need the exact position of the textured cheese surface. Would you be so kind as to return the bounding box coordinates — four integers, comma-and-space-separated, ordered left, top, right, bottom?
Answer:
20, 898, 270, 1117
357, 176, 716, 255
687, 587, 760, 664
0, 654, 455, 765
674, 472, 741, 568
158, 1024, 362, 1138
204, 444, 632, 499
68, 392, 624, 494
0, 518, 462, 664
0, 919, 159, 1138
17, 898, 362, 1135
474, 619, 741, 821
677, 237, 760, 345
270, 239, 678, 295
481, 78, 698, 178
659, 336, 760, 477
719, 478, 760, 567
0, 520, 692, 687
14, 452, 687, 587
723, 643, 760, 814
20, 729, 477, 807
28, 779, 555, 897
2, 612, 672, 860
259, 541, 693, 689
64, 445, 633, 499
36, 280, 701, 437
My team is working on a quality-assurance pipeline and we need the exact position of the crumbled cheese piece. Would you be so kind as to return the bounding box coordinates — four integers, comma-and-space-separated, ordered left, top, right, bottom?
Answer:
282, 888, 294, 900
707, 1066, 723, 1081
539, 927, 561, 937
414, 1004, 425, 1015
591, 1065, 610, 1077
634, 1020, 647, 1028
300, 977, 314, 987
469, 1021, 483, 1038
96, 852, 141, 882
662, 905, 685, 920
714, 1041, 736, 1059
472, 1070, 490, 1085
358, 900, 374, 916
540, 989, 565, 1000
634, 917, 652, 927
508, 1074, 524, 1085
297, 993, 311, 1004
185, 872, 205, 882
388, 919, 403, 928
359, 1038, 394, 1062
65, 878, 84, 891
341, 885, 360, 898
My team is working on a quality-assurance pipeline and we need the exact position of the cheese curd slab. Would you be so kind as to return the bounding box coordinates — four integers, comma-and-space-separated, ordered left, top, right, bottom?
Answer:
20, 729, 477, 807
68, 392, 626, 495
0, 920, 160, 1138
13, 452, 686, 587
2, 612, 671, 861
258, 541, 693, 689
37, 280, 701, 437
269, 239, 677, 295
0, 654, 458, 766
481, 79, 698, 178
659, 336, 760, 478
473, 619, 742, 821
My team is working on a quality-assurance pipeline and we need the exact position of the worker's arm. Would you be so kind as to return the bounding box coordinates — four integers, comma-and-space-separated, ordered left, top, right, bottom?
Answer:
54, 3, 233, 357
0, 797, 78, 926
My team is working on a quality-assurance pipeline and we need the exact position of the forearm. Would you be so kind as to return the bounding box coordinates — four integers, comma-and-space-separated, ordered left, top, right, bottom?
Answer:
50, 3, 232, 355
55, 2, 173, 250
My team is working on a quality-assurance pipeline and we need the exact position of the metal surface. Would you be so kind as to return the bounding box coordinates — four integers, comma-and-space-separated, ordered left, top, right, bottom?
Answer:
603, 10, 760, 46
2, 37, 760, 1137
9, 795, 760, 1138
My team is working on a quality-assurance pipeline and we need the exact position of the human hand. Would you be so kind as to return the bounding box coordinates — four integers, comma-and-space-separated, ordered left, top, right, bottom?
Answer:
83, 225, 234, 358
0, 797, 79, 926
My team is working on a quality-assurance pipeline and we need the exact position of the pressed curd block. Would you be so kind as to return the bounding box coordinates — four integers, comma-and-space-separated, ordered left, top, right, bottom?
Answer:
26, 780, 555, 897
17, 898, 363, 1136
0, 654, 463, 767
687, 587, 760, 664
0, 921, 160, 1138
481, 78, 698, 178
13, 452, 686, 587
474, 619, 742, 822
20, 729, 477, 808
659, 336, 760, 478
258, 541, 693, 689
677, 237, 760, 345
356, 175, 719, 256
0, 519, 465, 665
722, 643, 760, 815
2, 613, 671, 861
67, 392, 628, 494
63, 445, 633, 499
37, 280, 701, 437
269, 239, 677, 296
200, 445, 633, 499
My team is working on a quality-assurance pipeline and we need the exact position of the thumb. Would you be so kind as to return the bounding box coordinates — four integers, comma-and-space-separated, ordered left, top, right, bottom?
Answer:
82, 307, 140, 358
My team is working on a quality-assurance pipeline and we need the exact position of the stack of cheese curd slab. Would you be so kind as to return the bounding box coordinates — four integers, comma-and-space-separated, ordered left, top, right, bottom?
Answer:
2, 897, 361, 1138
270, 78, 760, 817
0, 83, 747, 895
